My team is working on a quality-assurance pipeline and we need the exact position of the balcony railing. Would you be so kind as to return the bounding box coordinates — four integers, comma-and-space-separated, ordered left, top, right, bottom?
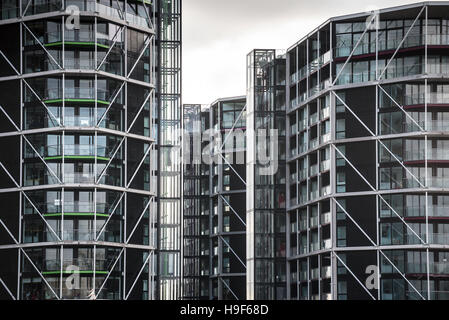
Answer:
309, 138, 318, 150
311, 268, 319, 280
321, 238, 332, 250
309, 113, 318, 125
310, 242, 319, 252
320, 160, 331, 172
321, 266, 331, 279
299, 220, 307, 231
310, 216, 319, 228
299, 168, 308, 181
321, 185, 331, 197
0, 6, 19, 20
298, 119, 307, 131
43, 87, 109, 102
309, 190, 319, 201
320, 107, 330, 120
321, 212, 331, 225
24, 228, 118, 243
43, 257, 113, 272
310, 164, 318, 176
321, 133, 331, 144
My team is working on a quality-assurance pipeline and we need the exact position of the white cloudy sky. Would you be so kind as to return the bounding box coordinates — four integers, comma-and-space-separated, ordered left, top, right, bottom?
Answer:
182, 0, 447, 104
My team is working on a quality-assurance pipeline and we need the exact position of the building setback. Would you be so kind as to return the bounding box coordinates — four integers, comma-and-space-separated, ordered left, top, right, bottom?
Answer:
0, 0, 182, 300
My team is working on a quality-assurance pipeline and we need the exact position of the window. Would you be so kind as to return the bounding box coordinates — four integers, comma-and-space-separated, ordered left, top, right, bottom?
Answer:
336, 119, 346, 139
336, 172, 346, 193
336, 199, 346, 221
337, 226, 347, 247
338, 281, 347, 300
336, 92, 346, 113
336, 145, 346, 167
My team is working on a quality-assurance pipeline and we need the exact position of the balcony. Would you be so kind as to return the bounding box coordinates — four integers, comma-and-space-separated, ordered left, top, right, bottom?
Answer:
310, 242, 320, 252
24, 229, 118, 243
310, 216, 319, 228
290, 72, 298, 84
320, 160, 331, 172
298, 119, 307, 131
290, 124, 298, 136
309, 113, 318, 125
310, 164, 318, 176
321, 185, 331, 197
321, 266, 332, 279
309, 138, 319, 150
291, 147, 298, 157
321, 133, 331, 144
309, 190, 319, 201
25, 201, 114, 217
290, 197, 298, 207
382, 205, 449, 219
321, 239, 332, 250
400, 233, 449, 245
64, 172, 96, 184
290, 222, 297, 233
405, 149, 449, 163
43, 87, 109, 104
291, 272, 298, 283
290, 172, 297, 184
42, 257, 112, 274
299, 270, 308, 282
299, 220, 308, 232
321, 212, 331, 225
298, 144, 307, 155
320, 107, 330, 120
299, 168, 308, 181
291, 247, 298, 257
0, 6, 19, 20
36, 144, 111, 161
311, 268, 320, 280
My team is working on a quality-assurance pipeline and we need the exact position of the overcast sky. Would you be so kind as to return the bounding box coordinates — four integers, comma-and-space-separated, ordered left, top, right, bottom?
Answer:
182, 0, 447, 104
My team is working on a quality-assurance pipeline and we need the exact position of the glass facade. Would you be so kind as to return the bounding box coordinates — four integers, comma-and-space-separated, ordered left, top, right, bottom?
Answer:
182, 104, 210, 300
287, 3, 449, 300
182, 97, 247, 300
247, 50, 287, 300
0, 0, 179, 300
157, 0, 182, 300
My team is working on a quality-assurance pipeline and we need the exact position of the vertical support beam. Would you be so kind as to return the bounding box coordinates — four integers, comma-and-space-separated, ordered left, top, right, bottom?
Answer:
375, 15, 381, 299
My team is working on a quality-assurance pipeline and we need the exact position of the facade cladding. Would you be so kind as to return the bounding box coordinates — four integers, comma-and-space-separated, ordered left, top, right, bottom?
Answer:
183, 97, 248, 300
0, 0, 181, 300
182, 104, 209, 299
182, 52, 288, 300
246, 50, 287, 300
182, 2, 449, 301
287, 2, 449, 300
